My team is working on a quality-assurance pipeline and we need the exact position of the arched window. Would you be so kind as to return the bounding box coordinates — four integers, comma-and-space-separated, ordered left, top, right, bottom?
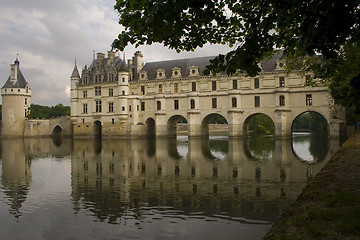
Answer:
232, 97, 237, 108
190, 99, 195, 109
157, 101, 161, 110
279, 95, 285, 106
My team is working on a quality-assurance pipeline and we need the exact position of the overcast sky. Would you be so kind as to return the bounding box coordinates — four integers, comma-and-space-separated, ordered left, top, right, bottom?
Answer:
0, 0, 232, 106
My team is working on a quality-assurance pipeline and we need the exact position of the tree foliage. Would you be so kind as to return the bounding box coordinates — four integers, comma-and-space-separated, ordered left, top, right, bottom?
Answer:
292, 112, 328, 132
248, 114, 274, 135
29, 104, 70, 119
113, 0, 360, 76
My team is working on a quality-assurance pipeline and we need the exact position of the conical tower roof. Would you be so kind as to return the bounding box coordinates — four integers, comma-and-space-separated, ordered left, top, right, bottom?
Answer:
71, 63, 80, 78
2, 59, 29, 89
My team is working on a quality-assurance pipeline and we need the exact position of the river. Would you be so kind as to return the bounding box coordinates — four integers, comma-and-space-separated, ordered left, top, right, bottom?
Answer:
0, 133, 339, 240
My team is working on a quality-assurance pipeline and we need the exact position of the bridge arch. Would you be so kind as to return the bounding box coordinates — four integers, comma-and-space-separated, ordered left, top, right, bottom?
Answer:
94, 120, 102, 138
243, 113, 275, 135
52, 125, 63, 137
291, 111, 329, 135
167, 115, 187, 137
201, 113, 228, 137
145, 118, 156, 138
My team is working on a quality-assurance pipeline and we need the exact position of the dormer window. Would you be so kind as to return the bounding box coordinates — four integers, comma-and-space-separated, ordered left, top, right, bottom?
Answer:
276, 60, 285, 70
139, 70, 147, 80
156, 69, 166, 79
171, 67, 181, 78
189, 66, 199, 76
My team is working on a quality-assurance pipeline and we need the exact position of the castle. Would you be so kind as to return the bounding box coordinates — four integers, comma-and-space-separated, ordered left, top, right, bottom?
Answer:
70, 51, 344, 138
1, 51, 345, 138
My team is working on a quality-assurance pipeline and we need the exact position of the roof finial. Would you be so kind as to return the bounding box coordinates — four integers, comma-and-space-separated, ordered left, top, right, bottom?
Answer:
15, 53, 20, 65
93, 50, 95, 60
75, 57, 77, 66
123, 51, 126, 61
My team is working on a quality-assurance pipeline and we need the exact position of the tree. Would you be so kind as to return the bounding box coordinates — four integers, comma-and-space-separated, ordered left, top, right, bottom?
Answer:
29, 104, 70, 119
112, 0, 360, 112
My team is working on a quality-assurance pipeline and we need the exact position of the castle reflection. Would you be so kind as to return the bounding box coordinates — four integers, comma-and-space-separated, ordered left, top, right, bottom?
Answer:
0, 135, 338, 223
70, 135, 338, 223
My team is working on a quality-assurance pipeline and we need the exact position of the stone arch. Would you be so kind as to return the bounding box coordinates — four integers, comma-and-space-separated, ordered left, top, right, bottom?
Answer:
291, 111, 329, 134
145, 118, 156, 138
94, 120, 102, 138
52, 125, 62, 137
243, 113, 275, 135
167, 115, 187, 137
201, 113, 228, 137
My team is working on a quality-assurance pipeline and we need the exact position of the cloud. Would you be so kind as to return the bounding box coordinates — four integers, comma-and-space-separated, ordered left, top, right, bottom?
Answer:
0, 0, 233, 106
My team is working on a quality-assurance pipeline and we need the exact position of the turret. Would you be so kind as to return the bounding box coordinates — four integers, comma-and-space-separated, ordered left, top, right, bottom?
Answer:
118, 59, 130, 121
70, 62, 80, 118
1, 58, 31, 136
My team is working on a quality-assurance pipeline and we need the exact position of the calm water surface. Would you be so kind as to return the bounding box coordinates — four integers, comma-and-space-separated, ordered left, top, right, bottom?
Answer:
0, 134, 339, 240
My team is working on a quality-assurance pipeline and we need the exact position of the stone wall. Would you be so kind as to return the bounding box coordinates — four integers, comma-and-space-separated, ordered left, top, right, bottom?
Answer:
23, 116, 72, 137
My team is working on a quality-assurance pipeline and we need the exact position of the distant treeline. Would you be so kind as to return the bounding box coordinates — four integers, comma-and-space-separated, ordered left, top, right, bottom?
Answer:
29, 104, 70, 119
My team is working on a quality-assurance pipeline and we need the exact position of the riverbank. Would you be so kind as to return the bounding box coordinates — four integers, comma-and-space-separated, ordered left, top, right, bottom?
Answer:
263, 132, 360, 239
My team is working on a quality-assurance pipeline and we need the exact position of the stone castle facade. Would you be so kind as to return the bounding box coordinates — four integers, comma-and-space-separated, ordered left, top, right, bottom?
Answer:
70, 51, 344, 138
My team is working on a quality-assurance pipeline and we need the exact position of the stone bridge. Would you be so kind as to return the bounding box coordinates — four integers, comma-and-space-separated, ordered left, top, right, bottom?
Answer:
24, 116, 73, 137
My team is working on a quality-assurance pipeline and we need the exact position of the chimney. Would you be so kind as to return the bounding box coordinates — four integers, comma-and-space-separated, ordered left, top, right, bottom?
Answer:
108, 51, 115, 60
10, 60, 19, 82
97, 52, 105, 61
133, 51, 143, 74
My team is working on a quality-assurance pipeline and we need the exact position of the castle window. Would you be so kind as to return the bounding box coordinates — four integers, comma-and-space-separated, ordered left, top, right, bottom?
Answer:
109, 89, 113, 96
112, 118, 114, 124
174, 83, 178, 93
254, 78, 260, 89
279, 76, 285, 87
25, 98, 27, 105
95, 86, 101, 96
95, 100, 102, 112
122, 77, 125, 82
129, 105, 132, 111
212, 98, 217, 108
279, 95, 285, 106
18, 89, 20, 92
212, 81, 217, 91
83, 104, 88, 113
306, 94, 312, 106
109, 102, 114, 112
141, 86, 145, 95
83, 91, 87, 98
141, 102, 145, 111
192, 82, 196, 91
232, 97, 237, 107
11, 89, 13, 92
157, 101, 161, 110
190, 99, 195, 109
174, 100, 179, 110
255, 96, 260, 107
233, 79, 238, 89
159, 84, 163, 94
122, 106, 125, 111
122, 90, 125, 95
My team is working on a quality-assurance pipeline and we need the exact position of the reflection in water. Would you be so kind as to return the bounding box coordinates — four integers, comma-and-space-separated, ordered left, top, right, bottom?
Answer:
0, 135, 339, 239
292, 132, 329, 163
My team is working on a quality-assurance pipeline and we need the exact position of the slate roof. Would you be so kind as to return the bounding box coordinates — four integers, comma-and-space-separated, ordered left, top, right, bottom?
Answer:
71, 64, 80, 78
136, 51, 284, 81
2, 61, 29, 89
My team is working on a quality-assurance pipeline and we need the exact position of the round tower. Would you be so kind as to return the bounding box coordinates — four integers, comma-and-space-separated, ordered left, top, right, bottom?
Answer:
70, 61, 80, 120
118, 59, 130, 121
1, 59, 31, 136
